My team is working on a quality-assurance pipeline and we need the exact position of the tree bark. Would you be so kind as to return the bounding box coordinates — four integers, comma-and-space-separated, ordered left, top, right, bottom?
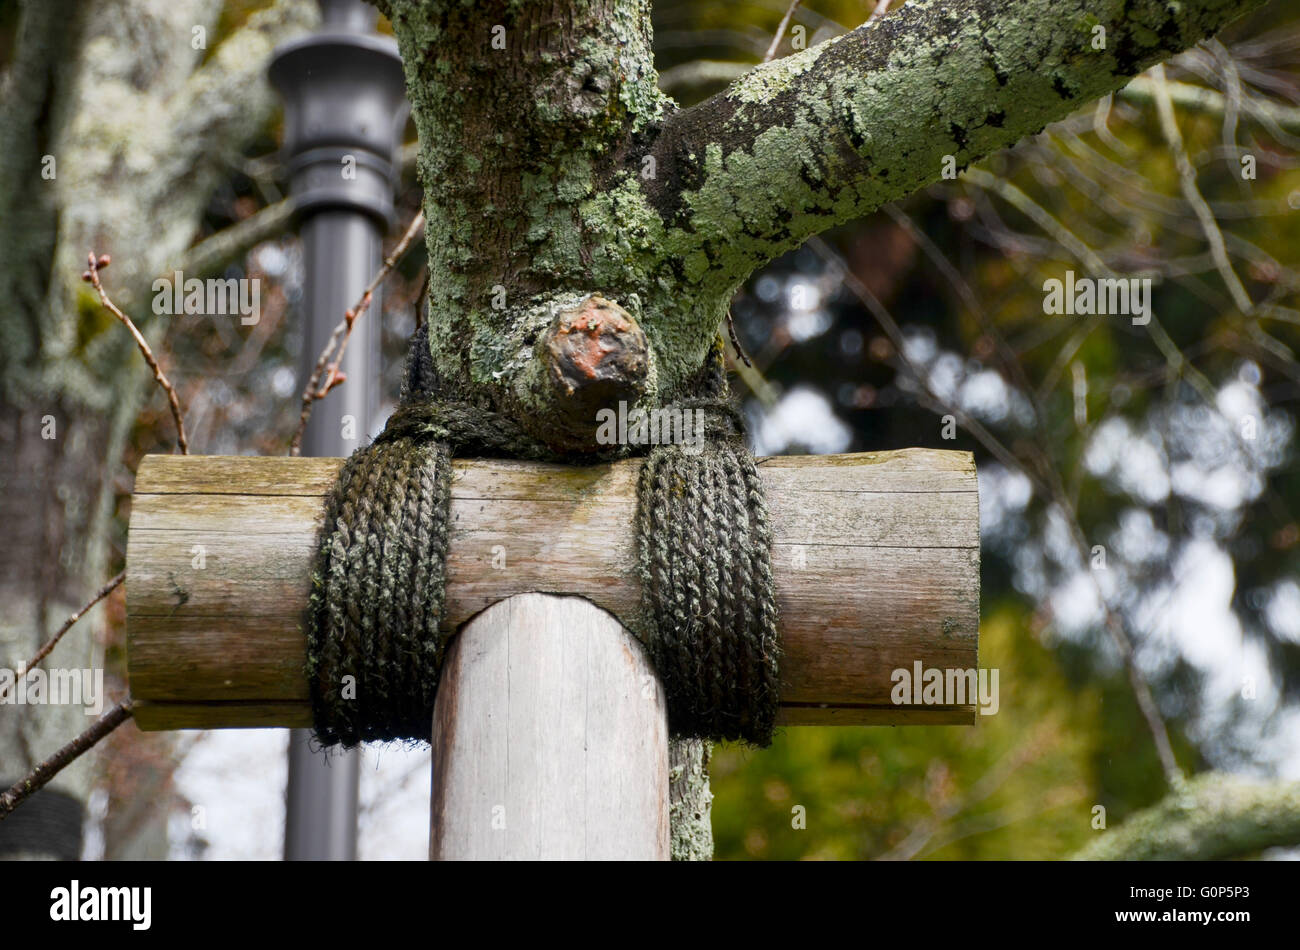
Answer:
1074, 773, 1300, 860
377, 0, 1264, 441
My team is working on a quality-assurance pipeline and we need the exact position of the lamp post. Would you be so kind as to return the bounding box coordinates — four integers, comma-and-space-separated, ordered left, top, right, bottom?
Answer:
270, 0, 408, 861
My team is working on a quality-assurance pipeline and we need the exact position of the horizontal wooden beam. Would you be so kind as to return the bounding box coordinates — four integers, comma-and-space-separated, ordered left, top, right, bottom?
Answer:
124, 449, 980, 731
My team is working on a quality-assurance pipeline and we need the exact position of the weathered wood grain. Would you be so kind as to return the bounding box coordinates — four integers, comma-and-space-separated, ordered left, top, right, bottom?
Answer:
429, 593, 670, 860
125, 450, 980, 731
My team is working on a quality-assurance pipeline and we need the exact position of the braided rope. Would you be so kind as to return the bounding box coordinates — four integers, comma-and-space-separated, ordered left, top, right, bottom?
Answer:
636, 440, 781, 746
307, 435, 451, 748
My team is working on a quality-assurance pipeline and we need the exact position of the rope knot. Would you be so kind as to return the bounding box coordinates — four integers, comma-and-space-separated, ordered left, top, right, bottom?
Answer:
306, 333, 781, 748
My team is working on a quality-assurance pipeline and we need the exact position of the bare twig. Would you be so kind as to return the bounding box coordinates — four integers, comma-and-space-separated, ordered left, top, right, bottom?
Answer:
83, 254, 189, 454
724, 308, 752, 367
1149, 65, 1254, 315
1119, 76, 1300, 137
657, 60, 749, 94
290, 210, 425, 456
0, 572, 124, 705
762, 0, 803, 64
868, 0, 893, 24
0, 701, 134, 821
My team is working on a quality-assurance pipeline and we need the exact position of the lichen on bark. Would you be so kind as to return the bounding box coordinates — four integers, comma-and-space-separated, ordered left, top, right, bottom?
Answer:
381, 0, 1263, 439
1073, 773, 1300, 860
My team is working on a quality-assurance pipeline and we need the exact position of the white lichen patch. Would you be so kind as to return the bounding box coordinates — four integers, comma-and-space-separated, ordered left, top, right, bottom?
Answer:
724, 40, 833, 104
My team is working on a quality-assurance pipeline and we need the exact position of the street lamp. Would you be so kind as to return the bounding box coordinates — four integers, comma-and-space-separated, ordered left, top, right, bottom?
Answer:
270, 0, 409, 862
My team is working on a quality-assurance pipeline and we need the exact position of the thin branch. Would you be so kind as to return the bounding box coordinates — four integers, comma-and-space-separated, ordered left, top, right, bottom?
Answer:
0, 701, 134, 822
724, 308, 752, 366
1119, 75, 1300, 136
83, 254, 189, 454
0, 571, 124, 705
657, 60, 749, 94
868, 0, 893, 24
179, 198, 294, 278
879, 724, 1054, 861
1149, 64, 1254, 315
761, 0, 803, 64
290, 210, 425, 456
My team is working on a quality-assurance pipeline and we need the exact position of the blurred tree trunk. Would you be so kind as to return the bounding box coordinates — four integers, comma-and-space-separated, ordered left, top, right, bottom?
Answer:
0, 0, 314, 860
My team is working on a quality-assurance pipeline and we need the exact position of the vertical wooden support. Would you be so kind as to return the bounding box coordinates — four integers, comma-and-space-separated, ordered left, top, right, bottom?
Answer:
429, 593, 670, 860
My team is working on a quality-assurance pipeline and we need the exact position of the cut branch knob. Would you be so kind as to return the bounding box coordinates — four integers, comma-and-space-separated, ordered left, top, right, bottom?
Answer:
536, 295, 650, 452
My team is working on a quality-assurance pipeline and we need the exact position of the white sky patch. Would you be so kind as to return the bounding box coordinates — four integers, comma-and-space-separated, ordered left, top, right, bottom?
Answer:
254, 243, 290, 278
786, 277, 822, 312
1084, 417, 1170, 503
1170, 460, 1258, 510
922, 352, 965, 405
785, 307, 832, 342
978, 464, 1032, 539
1266, 580, 1300, 645
1109, 507, 1170, 566
170, 731, 435, 859
901, 328, 937, 365
271, 365, 297, 398
750, 386, 851, 456
958, 369, 1013, 424
357, 744, 431, 860
171, 729, 287, 860
1130, 540, 1269, 714
1047, 571, 1105, 638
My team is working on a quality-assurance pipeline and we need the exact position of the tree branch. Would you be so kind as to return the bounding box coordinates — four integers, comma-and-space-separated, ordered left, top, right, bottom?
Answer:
647, 0, 1266, 295
178, 199, 295, 279
161, 1, 317, 200
290, 210, 425, 456
0, 702, 134, 822
1119, 76, 1300, 136
1074, 773, 1300, 860
0, 571, 123, 705
84, 253, 189, 455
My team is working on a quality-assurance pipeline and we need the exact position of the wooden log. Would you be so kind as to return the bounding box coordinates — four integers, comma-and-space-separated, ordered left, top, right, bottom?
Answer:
125, 449, 980, 730
429, 593, 670, 860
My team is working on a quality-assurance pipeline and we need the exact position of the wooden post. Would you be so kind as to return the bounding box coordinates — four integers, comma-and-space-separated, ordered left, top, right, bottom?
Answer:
430, 593, 669, 860
123, 448, 980, 730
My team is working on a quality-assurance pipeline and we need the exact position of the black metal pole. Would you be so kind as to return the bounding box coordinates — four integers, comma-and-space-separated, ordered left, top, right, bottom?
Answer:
270, 0, 408, 861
